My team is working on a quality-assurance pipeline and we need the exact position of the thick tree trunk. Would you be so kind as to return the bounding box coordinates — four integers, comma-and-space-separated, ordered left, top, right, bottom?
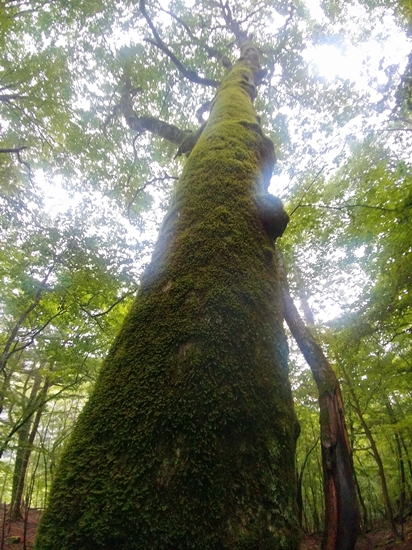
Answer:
35, 45, 300, 550
277, 248, 359, 550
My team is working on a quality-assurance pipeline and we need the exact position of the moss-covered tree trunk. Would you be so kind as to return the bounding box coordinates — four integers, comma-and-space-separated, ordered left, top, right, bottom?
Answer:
35, 44, 300, 550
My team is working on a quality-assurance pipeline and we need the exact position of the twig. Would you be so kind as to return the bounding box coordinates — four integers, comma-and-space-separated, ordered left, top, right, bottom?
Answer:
292, 202, 397, 215
127, 174, 178, 222
289, 166, 325, 217
80, 290, 137, 319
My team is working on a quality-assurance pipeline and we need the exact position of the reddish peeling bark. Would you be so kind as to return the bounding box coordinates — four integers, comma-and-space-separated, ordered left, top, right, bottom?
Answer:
277, 247, 359, 550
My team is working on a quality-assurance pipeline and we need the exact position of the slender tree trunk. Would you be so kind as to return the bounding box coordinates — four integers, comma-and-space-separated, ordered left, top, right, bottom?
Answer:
340, 365, 399, 539
9, 378, 50, 520
347, 417, 369, 529
385, 401, 405, 539
9, 426, 32, 520
9, 374, 42, 520
297, 438, 319, 530
393, 431, 405, 539
310, 482, 321, 533
35, 43, 300, 550
353, 466, 368, 529
399, 434, 412, 496
277, 248, 359, 550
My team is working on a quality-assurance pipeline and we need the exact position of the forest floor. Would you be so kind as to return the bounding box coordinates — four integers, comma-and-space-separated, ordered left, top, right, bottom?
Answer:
0, 505, 411, 549
302, 515, 412, 549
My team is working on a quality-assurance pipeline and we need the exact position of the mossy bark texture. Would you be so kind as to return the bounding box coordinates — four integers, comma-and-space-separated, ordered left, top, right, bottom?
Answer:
35, 49, 300, 550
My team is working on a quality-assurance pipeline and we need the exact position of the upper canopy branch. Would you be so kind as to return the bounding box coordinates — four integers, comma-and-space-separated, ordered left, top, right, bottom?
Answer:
0, 146, 28, 154
139, 0, 219, 88
0, 145, 32, 177
155, 3, 232, 71
215, 0, 249, 48
0, 93, 26, 102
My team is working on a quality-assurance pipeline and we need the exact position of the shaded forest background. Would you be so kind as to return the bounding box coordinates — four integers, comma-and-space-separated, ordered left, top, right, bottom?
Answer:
1, 0, 412, 543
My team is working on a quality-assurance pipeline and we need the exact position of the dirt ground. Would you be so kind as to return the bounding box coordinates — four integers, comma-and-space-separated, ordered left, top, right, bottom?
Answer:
0, 505, 411, 549
0, 506, 41, 549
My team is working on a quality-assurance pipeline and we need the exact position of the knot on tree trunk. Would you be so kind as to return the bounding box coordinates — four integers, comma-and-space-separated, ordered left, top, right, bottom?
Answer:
256, 194, 289, 239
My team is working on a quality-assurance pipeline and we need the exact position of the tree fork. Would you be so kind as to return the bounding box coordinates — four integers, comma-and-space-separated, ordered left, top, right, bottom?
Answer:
35, 42, 300, 550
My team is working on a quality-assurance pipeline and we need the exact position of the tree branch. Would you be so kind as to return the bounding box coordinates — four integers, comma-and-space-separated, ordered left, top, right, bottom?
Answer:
0, 146, 29, 154
127, 114, 189, 144
119, 79, 189, 145
0, 374, 86, 459
140, 0, 219, 88
292, 202, 397, 215
196, 101, 213, 123
80, 290, 137, 319
0, 146, 33, 180
0, 94, 26, 102
10, 310, 67, 357
155, 3, 233, 70
0, 263, 56, 375
217, 0, 248, 48
289, 166, 325, 217
127, 174, 178, 221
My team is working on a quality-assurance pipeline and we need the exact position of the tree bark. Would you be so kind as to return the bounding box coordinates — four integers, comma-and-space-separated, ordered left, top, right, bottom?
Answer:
277, 248, 359, 550
35, 43, 300, 550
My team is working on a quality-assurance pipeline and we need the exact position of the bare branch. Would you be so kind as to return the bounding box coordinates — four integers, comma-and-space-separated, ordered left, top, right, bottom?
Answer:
10, 310, 67, 357
0, 373, 86, 459
126, 113, 189, 144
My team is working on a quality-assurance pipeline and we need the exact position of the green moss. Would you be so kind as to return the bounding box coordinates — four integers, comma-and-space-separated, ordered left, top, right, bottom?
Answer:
35, 55, 300, 550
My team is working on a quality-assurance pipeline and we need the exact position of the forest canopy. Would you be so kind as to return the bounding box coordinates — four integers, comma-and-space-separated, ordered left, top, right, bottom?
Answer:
1, 0, 412, 544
